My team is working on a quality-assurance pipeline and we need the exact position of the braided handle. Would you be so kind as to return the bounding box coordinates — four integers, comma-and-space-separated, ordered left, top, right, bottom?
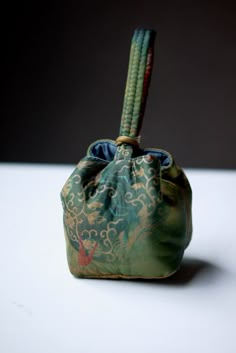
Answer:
118, 28, 156, 143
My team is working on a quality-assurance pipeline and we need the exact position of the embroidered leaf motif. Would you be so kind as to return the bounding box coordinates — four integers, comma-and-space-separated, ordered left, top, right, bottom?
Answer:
127, 226, 140, 248
65, 211, 75, 229
87, 201, 104, 209
138, 205, 149, 223
132, 182, 145, 190
87, 211, 100, 225
134, 167, 144, 177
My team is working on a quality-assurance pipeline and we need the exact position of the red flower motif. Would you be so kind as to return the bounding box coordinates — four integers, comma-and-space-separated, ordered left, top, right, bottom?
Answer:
78, 238, 98, 266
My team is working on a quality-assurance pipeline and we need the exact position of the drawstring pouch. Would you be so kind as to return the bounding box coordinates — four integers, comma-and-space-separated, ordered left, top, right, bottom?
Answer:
60, 28, 192, 279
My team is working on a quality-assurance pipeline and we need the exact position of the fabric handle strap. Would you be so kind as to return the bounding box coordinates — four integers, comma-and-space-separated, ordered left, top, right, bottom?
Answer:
118, 28, 156, 143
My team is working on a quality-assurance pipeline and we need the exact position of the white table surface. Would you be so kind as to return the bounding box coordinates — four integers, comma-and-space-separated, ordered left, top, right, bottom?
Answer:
0, 164, 235, 353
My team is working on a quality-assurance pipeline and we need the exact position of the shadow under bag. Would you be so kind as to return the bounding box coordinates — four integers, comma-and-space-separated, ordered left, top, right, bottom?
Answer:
60, 28, 192, 279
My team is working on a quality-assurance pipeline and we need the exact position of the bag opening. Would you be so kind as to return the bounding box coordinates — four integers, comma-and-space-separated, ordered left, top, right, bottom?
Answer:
88, 140, 172, 167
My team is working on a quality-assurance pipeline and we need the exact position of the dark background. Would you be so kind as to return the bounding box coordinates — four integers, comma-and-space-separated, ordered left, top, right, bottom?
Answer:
2, 0, 236, 168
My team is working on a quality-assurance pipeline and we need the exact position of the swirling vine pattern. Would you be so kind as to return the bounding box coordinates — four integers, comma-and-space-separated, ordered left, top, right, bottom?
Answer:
61, 146, 192, 278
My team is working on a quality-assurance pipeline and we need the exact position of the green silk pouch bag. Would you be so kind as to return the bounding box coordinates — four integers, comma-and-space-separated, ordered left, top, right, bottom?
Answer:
61, 28, 192, 279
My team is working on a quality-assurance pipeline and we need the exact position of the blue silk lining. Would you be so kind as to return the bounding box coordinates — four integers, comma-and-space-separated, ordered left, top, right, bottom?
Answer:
89, 141, 171, 167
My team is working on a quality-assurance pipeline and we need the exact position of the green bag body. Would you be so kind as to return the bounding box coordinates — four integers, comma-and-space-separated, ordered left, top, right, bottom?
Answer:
61, 29, 192, 279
